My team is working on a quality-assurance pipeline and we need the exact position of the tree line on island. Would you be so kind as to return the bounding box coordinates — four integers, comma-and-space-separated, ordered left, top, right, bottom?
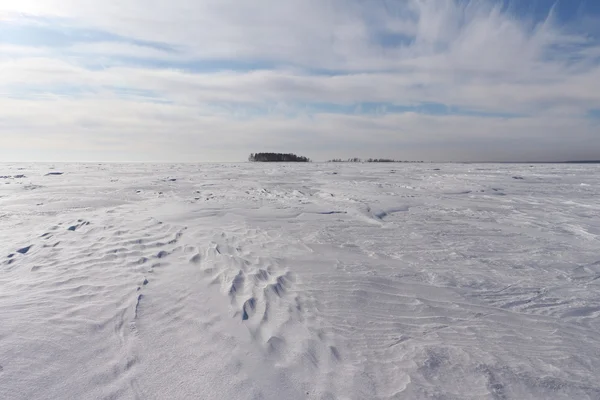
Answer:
248, 153, 311, 162
248, 153, 424, 163
329, 158, 423, 163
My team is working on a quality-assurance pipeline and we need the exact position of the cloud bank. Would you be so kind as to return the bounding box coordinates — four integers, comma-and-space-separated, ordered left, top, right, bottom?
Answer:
1, 0, 599, 161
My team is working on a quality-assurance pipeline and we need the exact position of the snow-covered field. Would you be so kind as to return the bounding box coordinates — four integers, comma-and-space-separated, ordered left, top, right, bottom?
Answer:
1, 163, 600, 400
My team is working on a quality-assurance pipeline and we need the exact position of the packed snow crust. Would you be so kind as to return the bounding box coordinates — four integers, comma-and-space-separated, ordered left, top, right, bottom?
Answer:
1, 163, 600, 399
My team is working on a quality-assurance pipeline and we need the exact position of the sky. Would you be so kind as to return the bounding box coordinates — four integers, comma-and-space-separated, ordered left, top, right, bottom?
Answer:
1, 0, 600, 162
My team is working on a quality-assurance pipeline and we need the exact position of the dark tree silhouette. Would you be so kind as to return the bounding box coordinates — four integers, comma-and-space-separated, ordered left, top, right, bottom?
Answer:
249, 153, 311, 162
327, 158, 362, 162
366, 158, 396, 163
327, 157, 411, 163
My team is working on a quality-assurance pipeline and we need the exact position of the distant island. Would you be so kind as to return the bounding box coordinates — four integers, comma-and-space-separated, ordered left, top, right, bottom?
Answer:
328, 158, 423, 163
248, 153, 311, 162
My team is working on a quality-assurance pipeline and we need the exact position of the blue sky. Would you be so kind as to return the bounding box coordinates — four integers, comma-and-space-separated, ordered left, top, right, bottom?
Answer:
1, 0, 599, 162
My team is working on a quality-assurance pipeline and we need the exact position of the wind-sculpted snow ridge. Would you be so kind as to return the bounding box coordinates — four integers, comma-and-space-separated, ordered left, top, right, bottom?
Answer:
1, 162, 600, 399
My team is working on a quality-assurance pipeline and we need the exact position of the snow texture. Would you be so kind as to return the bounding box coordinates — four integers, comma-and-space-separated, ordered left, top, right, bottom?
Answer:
1, 163, 600, 399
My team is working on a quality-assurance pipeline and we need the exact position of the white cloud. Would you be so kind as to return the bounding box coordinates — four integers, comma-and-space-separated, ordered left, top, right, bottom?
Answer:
1, 93, 598, 162
2, 57, 599, 114
64, 42, 184, 61
1, 0, 599, 161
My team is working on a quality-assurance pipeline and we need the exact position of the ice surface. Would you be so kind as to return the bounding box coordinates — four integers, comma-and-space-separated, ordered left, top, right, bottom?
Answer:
1, 163, 600, 399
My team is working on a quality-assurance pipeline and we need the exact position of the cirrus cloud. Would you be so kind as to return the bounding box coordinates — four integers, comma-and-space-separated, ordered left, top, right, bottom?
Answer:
1, 0, 599, 161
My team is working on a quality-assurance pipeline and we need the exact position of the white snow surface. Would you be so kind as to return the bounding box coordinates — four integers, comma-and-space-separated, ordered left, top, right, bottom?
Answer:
1, 163, 600, 400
